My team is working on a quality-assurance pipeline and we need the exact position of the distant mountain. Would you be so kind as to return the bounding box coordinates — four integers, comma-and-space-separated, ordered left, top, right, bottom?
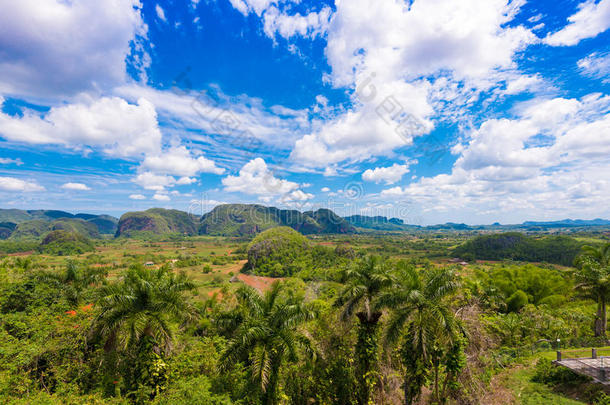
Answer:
199, 204, 355, 236
8, 218, 101, 240
519, 219, 610, 228
0, 209, 118, 239
115, 208, 199, 237
344, 215, 420, 231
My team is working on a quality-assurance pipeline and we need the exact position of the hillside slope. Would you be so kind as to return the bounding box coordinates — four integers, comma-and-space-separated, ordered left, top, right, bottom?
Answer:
199, 204, 355, 236
115, 208, 199, 237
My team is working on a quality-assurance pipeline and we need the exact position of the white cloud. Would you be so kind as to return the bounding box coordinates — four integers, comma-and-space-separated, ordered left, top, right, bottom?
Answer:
380, 93, 610, 222
129, 193, 146, 200
0, 97, 162, 158
222, 157, 301, 196
0, 0, 147, 99
279, 189, 314, 203
290, 0, 537, 168
544, 0, 610, 46
134, 172, 176, 191
115, 84, 308, 153
152, 192, 170, 201
141, 145, 225, 177
155, 4, 167, 22
503, 74, 544, 95
263, 5, 332, 40
321, 187, 330, 192
578, 52, 610, 83
362, 163, 411, 184
61, 182, 91, 191
0, 176, 44, 192
0, 157, 23, 165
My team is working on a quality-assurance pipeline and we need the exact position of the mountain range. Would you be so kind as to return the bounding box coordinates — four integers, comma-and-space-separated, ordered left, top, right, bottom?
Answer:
1, 206, 609, 241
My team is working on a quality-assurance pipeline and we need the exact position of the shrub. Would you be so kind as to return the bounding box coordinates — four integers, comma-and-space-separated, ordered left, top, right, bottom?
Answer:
506, 290, 528, 312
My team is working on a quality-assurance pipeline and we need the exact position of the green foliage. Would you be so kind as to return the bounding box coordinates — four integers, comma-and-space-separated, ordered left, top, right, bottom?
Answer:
38, 230, 95, 255
116, 209, 199, 238
467, 264, 572, 312
244, 227, 356, 278
453, 232, 584, 266
532, 359, 589, 387
152, 375, 233, 404
199, 204, 355, 236
506, 290, 529, 312
218, 282, 317, 405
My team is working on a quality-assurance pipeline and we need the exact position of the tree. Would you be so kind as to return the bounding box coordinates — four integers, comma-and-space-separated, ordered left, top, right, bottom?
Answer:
335, 255, 394, 405
574, 244, 610, 338
37, 259, 107, 306
92, 264, 197, 400
218, 282, 316, 405
378, 263, 462, 405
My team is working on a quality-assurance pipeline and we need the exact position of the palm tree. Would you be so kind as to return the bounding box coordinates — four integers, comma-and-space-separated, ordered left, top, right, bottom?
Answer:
218, 282, 316, 405
37, 259, 107, 305
378, 263, 461, 405
92, 264, 197, 354
574, 244, 610, 338
335, 255, 394, 405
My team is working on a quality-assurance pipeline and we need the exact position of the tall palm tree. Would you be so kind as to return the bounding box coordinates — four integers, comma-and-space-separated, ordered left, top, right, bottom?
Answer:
92, 264, 197, 354
574, 244, 610, 338
378, 263, 461, 405
335, 255, 394, 405
218, 282, 316, 405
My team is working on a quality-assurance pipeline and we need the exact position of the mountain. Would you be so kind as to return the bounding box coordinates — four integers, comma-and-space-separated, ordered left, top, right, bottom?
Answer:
9, 218, 101, 240
519, 219, 610, 228
344, 215, 421, 231
0, 209, 118, 237
199, 204, 355, 236
115, 208, 199, 237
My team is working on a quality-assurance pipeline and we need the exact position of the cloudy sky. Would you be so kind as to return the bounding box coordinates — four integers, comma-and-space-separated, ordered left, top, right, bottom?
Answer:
0, 0, 608, 224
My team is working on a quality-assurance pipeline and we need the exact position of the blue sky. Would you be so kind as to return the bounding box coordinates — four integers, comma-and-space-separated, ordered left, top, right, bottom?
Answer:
0, 0, 609, 225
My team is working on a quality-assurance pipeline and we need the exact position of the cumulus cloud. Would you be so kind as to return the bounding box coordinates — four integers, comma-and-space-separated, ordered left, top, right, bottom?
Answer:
362, 163, 411, 184
0, 176, 44, 192
134, 172, 177, 191
61, 182, 91, 191
129, 193, 146, 200
0, 0, 147, 99
544, 0, 610, 46
141, 146, 224, 177
290, 0, 537, 168
222, 157, 302, 196
152, 192, 170, 201
380, 93, 610, 221
0, 97, 162, 158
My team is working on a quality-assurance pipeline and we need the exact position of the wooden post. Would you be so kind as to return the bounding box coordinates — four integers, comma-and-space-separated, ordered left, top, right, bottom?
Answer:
593, 348, 598, 359
557, 351, 562, 361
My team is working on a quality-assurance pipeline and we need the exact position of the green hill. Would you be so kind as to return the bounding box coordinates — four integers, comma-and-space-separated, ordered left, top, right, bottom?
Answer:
39, 230, 95, 255
0, 209, 118, 237
9, 220, 50, 239
115, 208, 199, 237
50, 218, 100, 238
452, 232, 584, 266
244, 227, 312, 276
199, 204, 355, 236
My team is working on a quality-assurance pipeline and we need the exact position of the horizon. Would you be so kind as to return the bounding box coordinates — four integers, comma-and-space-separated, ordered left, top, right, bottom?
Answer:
1, 0, 609, 224
3, 205, 609, 228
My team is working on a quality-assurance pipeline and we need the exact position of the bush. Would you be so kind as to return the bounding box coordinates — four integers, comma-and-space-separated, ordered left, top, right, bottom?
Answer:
506, 290, 528, 312
532, 359, 589, 387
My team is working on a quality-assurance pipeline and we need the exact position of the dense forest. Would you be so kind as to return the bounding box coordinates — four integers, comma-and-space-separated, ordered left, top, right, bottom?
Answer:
1, 224, 610, 404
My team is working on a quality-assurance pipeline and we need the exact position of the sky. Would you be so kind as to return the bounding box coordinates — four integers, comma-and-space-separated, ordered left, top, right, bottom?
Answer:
0, 0, 609, 225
